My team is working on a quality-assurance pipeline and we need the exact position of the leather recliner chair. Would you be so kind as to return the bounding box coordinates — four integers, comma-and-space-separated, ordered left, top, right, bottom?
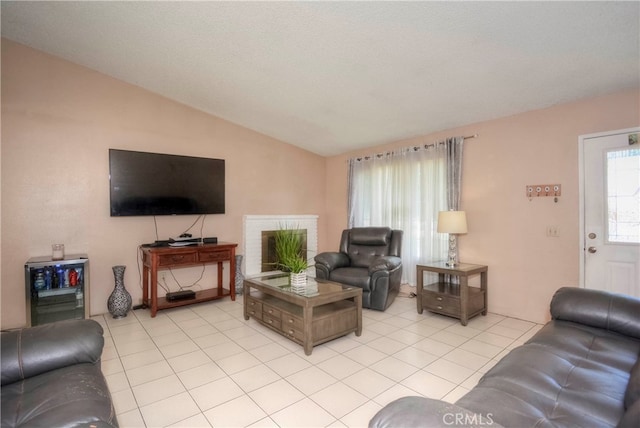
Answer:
314, 227, 403, 311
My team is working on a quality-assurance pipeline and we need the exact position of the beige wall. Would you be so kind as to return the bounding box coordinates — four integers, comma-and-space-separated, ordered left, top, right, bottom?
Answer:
1, 40, 327, 328
325, 89, 639, 323
3, 39, 639, 328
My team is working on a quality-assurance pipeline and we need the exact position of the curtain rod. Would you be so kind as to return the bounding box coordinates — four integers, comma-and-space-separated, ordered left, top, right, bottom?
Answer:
350, 134, 478, 162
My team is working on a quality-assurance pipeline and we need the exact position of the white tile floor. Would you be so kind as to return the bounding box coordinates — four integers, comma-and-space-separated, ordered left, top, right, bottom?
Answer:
95, 294, 543, 428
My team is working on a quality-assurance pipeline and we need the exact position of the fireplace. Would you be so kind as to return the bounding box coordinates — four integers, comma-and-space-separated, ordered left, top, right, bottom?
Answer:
243, 215, 318, 277
261, 229, 308, 272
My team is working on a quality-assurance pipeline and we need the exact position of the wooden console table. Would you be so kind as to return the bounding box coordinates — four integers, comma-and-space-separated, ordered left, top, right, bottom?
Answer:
141, 242, 237, 317
416, 261, 488, 326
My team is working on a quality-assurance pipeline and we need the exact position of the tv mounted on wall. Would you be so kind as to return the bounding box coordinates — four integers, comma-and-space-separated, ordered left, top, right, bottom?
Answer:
109, 149, 225, 217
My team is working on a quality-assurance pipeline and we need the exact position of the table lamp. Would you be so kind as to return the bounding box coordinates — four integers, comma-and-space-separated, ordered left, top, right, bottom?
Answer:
437, 210, 468, 267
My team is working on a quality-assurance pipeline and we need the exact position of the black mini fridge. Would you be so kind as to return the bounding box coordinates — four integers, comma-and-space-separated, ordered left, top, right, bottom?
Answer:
25, 254, 89, 326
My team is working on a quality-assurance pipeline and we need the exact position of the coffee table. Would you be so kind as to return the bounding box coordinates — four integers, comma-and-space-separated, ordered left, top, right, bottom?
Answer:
243, 273, 362, 355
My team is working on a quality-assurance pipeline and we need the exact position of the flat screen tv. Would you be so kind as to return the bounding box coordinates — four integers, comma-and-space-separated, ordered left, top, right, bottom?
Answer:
109, 149, 225, 216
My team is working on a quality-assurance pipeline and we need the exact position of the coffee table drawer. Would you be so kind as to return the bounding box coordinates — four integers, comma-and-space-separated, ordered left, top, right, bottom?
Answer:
262, 314, 281, 330
263, 303, 282, 320
284, 326, 303, 342
247, 307, 262, 319
282, 314, 303, 330
247, 297, 262, 312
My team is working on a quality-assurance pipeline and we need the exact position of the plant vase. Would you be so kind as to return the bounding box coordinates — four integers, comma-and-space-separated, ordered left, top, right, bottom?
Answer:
234, 254, 244, 295
108, 265, 132, 319
290, 272, 307, 292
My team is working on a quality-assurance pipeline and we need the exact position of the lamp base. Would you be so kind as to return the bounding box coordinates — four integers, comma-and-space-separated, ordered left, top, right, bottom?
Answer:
446, 235, 459, 267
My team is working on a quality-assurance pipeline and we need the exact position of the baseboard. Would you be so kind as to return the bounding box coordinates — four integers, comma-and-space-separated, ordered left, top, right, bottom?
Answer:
399, 283, 415, 298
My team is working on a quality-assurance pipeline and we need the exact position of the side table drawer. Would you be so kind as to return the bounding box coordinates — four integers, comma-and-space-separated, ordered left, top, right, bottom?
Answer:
423, 291, 460, 315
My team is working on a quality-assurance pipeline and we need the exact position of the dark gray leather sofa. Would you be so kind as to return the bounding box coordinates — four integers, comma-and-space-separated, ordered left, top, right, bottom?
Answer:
1, 319, 119, 428
315, 227, 402, 311
370, 287, 640, 428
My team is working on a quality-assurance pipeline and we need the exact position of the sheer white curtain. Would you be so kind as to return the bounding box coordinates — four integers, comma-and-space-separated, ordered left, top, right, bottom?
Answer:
348, 144, 449, 285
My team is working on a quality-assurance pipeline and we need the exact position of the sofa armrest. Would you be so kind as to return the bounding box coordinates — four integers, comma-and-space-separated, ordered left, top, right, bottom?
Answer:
314, 252, 350, 272
369, 256, 402, 274
369, 396, 504, 428
1, 319, 104, 386
550, 287, 640, 339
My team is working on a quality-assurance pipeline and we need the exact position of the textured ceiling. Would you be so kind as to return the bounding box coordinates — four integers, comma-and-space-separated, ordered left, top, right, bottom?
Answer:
2, 1, 639, 156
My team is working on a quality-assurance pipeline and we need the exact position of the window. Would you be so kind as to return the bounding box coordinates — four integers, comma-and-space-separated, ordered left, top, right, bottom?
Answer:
607, 147, 640, 244
348, 146, 449, 285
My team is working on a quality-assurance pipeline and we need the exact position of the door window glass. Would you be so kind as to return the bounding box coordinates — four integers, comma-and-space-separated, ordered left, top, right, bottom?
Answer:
607, 146, 640, 243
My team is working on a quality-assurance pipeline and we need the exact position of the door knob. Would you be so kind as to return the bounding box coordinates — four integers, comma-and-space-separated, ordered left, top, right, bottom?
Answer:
588, 246, 597, 254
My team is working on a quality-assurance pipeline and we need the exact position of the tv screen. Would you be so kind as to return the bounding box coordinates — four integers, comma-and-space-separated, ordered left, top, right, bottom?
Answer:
109, 149, 225, 216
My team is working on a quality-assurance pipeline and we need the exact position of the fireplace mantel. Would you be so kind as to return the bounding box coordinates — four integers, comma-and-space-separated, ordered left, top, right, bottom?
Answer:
243, 215, 318, 277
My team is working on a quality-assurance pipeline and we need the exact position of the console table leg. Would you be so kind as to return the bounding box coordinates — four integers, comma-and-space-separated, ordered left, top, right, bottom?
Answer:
142, 265, 149, 307
229, 252, 236, 301
150, 267, 158, 317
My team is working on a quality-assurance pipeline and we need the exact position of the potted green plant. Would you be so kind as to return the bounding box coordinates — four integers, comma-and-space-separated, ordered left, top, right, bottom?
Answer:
274, 227, 309, 288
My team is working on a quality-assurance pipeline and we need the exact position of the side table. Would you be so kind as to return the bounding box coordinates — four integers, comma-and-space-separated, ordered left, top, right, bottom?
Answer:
416, 261, 488, 326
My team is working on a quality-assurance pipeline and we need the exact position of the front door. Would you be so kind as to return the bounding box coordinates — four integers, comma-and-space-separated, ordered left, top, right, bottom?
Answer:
581, 128, 640, 296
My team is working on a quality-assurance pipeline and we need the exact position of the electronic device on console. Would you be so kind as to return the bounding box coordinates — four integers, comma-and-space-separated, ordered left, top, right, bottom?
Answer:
165, 290, 196, 301
141, 237, 218, 247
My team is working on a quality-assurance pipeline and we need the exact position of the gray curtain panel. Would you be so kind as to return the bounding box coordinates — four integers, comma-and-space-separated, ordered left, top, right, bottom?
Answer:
446, 136, 465, 211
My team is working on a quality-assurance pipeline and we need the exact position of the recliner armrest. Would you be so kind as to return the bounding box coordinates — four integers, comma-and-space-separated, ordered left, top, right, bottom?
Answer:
314, 252, 350, 272
369, 256, 402, 274
1, 319, 104, 386
550, 287, 640, 339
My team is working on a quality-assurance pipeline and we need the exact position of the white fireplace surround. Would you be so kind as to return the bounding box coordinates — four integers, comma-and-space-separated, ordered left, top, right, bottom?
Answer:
243, 215, 318, 277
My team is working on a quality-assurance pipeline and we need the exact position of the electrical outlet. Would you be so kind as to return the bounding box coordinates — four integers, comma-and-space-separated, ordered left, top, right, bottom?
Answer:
546, 225, 560, 237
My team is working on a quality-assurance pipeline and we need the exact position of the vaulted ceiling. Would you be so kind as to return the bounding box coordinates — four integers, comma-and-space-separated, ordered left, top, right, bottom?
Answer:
2, 1, 638, 156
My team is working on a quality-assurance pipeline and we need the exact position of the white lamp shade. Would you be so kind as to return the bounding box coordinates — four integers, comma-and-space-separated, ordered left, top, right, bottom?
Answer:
437, 211, 468, 234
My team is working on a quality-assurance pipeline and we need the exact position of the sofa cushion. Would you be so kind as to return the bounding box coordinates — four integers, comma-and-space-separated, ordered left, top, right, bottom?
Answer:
551, 287, 640, 340
349, 227, 391, 246
618, 398, 640, 428
625, 357, 640, 409
369, 396, 504, 428
457, 321, 640, 428
1, 319, 103, 386
1, 362, 117, 427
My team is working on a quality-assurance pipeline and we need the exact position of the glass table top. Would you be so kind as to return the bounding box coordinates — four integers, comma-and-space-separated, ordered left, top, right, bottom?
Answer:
247, 273, 351, 298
